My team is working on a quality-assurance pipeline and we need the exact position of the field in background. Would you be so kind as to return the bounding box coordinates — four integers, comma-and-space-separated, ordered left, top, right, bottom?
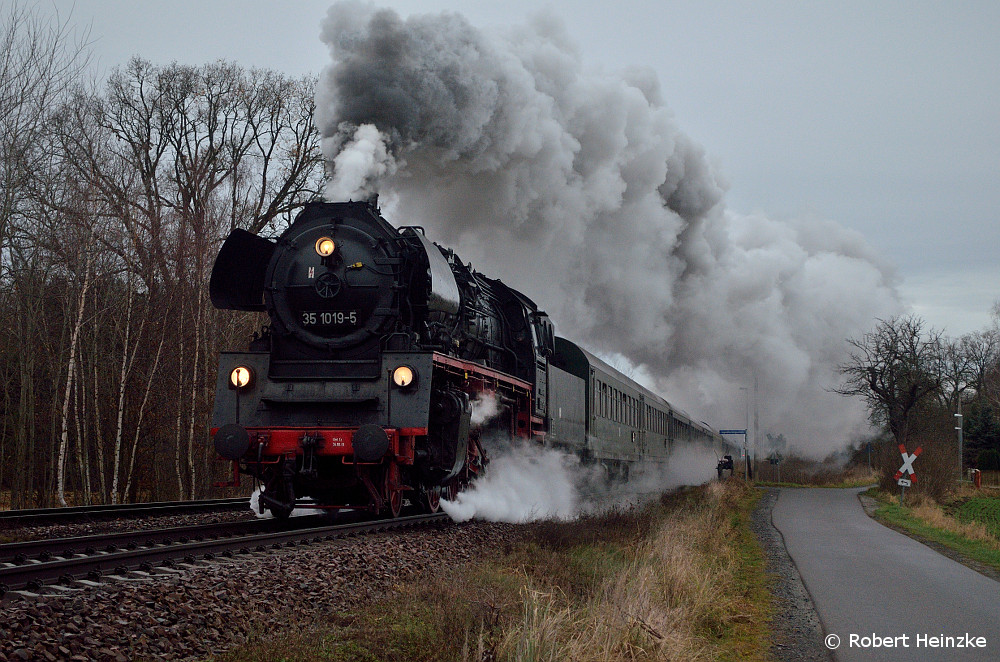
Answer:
216, 480, 771, 662
955, 497, 1000, 538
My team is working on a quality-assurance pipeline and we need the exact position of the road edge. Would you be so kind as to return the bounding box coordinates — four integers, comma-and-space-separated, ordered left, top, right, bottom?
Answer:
751, 487, 834, 662
857, 491, 1000, 585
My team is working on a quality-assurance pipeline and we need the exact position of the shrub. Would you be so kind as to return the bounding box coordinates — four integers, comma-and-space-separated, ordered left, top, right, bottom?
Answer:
875, 408, 957, 501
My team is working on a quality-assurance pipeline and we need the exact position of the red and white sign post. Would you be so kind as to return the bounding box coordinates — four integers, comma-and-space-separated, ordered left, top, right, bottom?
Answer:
894, 444, 922, 502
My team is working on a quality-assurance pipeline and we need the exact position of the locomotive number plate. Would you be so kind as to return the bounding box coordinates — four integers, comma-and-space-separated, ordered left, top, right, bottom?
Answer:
301, 311, 358, 326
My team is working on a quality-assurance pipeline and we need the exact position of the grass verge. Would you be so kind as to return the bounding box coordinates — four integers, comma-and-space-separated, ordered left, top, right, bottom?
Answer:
213, 480, 770, 662
755, 466, 878, 490
868, 490, 1000, 572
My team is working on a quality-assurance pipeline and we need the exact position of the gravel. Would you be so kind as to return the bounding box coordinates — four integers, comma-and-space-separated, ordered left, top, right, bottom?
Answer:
751, 487, 833, 662
0, 508, 260, 544
0, 520, 514, 661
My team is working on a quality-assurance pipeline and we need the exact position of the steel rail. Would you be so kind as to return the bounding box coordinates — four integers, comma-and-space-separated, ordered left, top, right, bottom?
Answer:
0, 515, 327, 564
0, 497, 251, 526
0, 512, 450, 596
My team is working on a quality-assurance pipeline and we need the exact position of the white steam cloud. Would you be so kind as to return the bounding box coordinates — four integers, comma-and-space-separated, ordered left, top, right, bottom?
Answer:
470, 391, 502, 426
317, 3, 901, 456
441, 442, 580, 523
440, 438, 727, 523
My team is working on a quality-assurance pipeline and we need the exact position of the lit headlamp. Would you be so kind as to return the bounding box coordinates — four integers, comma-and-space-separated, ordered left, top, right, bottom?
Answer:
229, 366, 254, 390
392, 365, 417, 388
315, 237, 336, 257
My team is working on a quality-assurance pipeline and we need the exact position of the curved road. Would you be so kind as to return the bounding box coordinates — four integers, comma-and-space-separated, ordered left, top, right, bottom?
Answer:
772, 487, 1000, 662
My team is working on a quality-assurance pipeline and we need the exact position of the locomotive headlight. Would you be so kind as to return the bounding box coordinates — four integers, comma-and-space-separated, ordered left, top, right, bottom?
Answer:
315, 237, 336, 257
392, 365, 417, 388
229, 366, 254, 390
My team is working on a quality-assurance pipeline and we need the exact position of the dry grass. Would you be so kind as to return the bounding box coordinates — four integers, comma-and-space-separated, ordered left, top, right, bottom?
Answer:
906, 495, 1000, 549
490, 481, 768, 662
757, 462, 878, 488
876, 487, 1000, 547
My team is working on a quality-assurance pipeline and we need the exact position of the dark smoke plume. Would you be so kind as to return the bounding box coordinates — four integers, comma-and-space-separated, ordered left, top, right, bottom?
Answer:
317, 2, 901, 456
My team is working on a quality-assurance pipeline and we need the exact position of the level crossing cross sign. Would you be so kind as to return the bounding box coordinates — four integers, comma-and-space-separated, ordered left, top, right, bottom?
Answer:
894, 444, 923, 484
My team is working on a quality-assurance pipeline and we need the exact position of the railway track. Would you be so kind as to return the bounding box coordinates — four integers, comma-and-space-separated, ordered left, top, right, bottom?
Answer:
0, 497, 252, 527
0, 512, 450, 597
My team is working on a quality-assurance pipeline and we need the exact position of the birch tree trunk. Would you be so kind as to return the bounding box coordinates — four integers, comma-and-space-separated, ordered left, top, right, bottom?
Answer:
174, 301, 187, 500
92, 350, 107, 501
56, 253, 93, 507
73, 377, 91, 504
110, 283, 136, 504
123, 321, 167, 501
186, 285, 204, 499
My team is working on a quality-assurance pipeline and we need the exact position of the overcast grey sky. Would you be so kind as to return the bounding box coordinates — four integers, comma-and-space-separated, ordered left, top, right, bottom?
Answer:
28, 0, 1000, 336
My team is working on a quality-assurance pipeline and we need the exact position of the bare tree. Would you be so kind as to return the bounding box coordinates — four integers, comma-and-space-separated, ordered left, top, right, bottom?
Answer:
962, 330, 1000, 402
2, 45, 324, 506
835, 315, 945, 448
0, 2, 89, 276
940, 337, 974, 411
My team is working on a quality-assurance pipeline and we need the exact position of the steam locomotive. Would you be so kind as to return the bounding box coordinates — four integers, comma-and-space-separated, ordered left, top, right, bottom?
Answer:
209, 200, 732, 518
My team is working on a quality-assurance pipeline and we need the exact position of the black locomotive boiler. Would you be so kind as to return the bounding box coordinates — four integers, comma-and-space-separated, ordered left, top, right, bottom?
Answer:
209, 200, 733, 518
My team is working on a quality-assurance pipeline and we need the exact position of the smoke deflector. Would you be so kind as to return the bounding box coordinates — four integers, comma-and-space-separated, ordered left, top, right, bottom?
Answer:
403, 228, 461, 315
209, 229, 276, 311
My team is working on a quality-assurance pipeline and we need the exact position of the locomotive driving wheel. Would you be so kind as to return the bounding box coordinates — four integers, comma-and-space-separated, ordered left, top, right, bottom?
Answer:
385, 462, 403, 518
443, 479, 459, 502
424, 486, 441, 513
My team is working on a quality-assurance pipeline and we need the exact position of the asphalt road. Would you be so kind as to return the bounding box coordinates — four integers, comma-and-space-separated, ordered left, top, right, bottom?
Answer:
771, 487, 1000, 662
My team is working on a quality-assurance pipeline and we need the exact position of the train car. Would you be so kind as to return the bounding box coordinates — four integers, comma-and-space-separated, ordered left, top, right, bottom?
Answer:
208, 200, 735, 517
546, 338, 730, 479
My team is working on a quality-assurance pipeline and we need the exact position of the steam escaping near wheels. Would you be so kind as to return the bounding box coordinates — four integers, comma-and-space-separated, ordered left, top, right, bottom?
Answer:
440, 443, 580, 523
440, 439, 723, 523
